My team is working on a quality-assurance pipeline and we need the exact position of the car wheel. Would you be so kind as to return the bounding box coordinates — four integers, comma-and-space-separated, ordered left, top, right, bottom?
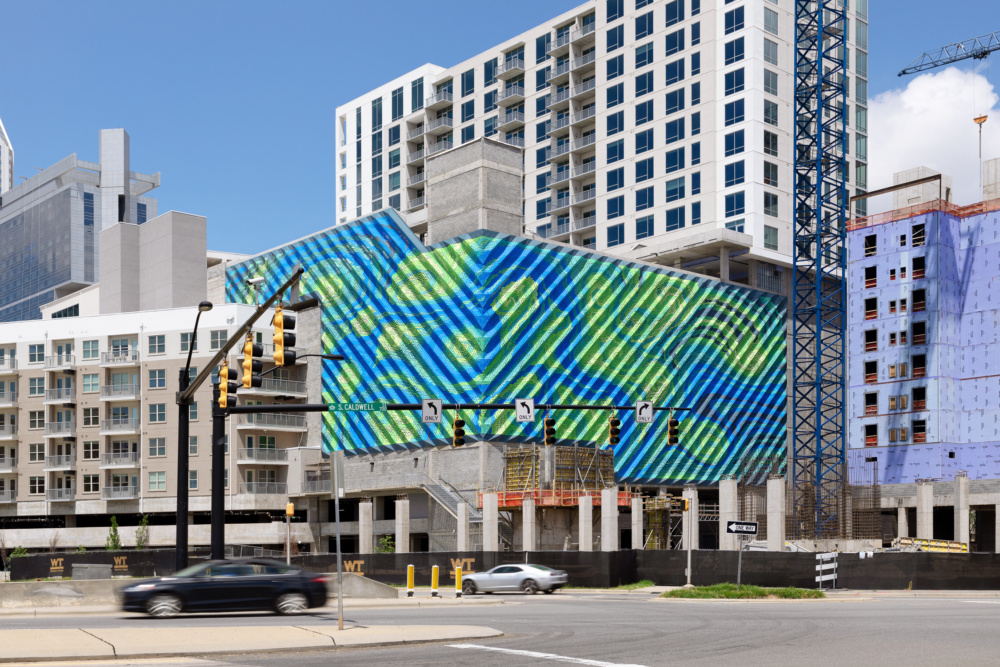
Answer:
543, 588, 555, 594
276, 592, 309, 615
521, 579, 538, 595
462, 580, 477, 595
146, 594, 182, 618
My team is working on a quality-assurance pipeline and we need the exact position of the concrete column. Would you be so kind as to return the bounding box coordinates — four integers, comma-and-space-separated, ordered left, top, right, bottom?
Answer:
897, 506, 909, 539
456, 502, 469, 551
522, 498, 537, 552
766, 477, 786, 552
682, 485, 699, 551
394, 496, 410, 554
719, 478, 738, 551
916, 481, 934, 540
719, 246, 730, 282
954, 473, 970, 545
631, 497, 644, 550
482, 492, 499, 551
359, 499, 373, 554
601, 487, 619, 551
579, 495, 594, 551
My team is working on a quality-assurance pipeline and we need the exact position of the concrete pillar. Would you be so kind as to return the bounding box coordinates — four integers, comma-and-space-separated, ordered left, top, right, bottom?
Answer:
601, 487, 619, 551
719, 246, 730, 282
394, 496, 410, 554
682, 485, 699, 551
631, 496, 644, 550
522, 498, 537, 552
719, 478, 738, 551
897, 506, 909, 539
456, 502, 469, 551
916, 481, 934, 540
359, 499, 373, 554
954, 473, 970, 545
482, 492, 499, 551
579, 494, 594, 551
766, 477, 786, 552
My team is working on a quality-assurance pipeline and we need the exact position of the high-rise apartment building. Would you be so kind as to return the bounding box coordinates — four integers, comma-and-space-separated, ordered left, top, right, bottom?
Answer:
335, 0, 869, 290
0, 116, 13, 195
0, 129, 160, 322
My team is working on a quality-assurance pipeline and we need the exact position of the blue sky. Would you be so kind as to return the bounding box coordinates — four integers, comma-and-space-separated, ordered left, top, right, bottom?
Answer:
1, 0, 998, 254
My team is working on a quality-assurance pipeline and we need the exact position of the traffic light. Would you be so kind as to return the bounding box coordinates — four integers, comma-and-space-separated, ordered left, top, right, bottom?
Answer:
273, 306, 297, 366
241, 335, 264, 389
452, 416, 466, 447
668, 417, 680, 446
218, 362, 239, 409
608, 417, 621, 446
682, 498, 690, 512
543, 418, 556, 446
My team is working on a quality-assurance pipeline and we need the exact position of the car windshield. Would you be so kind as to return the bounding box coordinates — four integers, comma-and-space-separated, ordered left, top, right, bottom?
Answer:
527, 564, 554, 571
172, 563, 214, 578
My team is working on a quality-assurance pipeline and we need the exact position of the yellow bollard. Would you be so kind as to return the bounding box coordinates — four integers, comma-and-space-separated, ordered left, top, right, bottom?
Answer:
455, 565, 463, 598
406, 564, 414, 598
431, 565, 440, 598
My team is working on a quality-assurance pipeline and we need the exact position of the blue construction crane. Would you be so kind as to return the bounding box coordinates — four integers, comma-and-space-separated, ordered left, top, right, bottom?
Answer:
899, 32, 1000, 76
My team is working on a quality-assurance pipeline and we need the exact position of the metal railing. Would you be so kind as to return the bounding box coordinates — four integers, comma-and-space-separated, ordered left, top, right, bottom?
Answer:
45, 387, 75, 402
409, 196, 427, 210
0, 489, 13, 502
426, 116, 454, 132
0, 390, 16, 405
572, 190, 597, 205
45, 454, 76, 469
497, 57, 525, 75
552, 143, 571, 158
101, 349, 140, 365
47, 487, 75, 501
101, 384, 139, 399
499, 135, 525, 148
572, 162, 596, 178
571, 134, 596, 151
101, 418, 140, 433
408, 148, 427, 163
550, 171, 570, 186
247, 378, 307, 395
407, 173, 426, 187
424, 91, 453, 107
572, 107, 597, 124
502, 111, 525, 126
571, 23, 596, 41
44, 355, 75, 369
550, 89, 570, 105
499, 85, 525, 101
539, 222, 571, 238
0, 424, 16, 438
427, 141, 453, 157
552, 61, 571, 77
237, 414, 307, 429
302, 478, 332, 494
552, 115, 571, 131
573, 216, 597, 231
240, 482, 288, 495
548, 33, 571, 52
571, 79, 596, 97
0, 456, 15, 471
407, 125, 425, 140
0, 359, 17, 372
572, 51, 597, 69
103, 486, 138, 500
101, 452, 139, 467
238, 448, 290, 463
45, 421, 75, 436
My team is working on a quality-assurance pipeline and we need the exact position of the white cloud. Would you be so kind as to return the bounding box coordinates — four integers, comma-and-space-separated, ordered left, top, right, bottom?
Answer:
869, 66, 1000, 212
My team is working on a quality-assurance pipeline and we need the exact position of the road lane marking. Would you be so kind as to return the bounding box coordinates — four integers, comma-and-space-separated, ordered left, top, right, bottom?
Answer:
448, 643, 648, 666
963, 600, 1000, 604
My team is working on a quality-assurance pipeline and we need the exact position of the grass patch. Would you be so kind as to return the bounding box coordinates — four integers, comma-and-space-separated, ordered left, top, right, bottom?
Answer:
565, 579, 655, 590
661, 583, 825, 600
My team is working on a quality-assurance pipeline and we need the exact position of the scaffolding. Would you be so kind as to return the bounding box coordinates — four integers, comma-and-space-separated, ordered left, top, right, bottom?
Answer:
553, 445, 615, 490
643, 496, 685, 550
499, 446, 539, 492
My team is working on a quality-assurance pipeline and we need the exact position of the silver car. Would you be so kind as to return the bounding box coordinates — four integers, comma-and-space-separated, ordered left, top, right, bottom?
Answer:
462, 564, 568, 595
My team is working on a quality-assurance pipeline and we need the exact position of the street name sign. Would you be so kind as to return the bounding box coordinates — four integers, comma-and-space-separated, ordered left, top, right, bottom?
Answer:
516, 399, 535, 422
726, 521, 759, 535
328, 402, 386, 412
421, 399, 442, 424
635, 401, 654, 424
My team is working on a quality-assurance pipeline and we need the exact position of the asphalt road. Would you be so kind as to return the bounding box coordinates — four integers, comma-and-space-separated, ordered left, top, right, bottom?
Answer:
6, 593, 1000, 666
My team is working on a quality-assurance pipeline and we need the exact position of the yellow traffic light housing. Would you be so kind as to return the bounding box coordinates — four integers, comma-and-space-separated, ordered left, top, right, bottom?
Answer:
543, 417, 556, 445
682, 498, 690, 512
668, 417, 679, 446
452, 416, 466, 447
608, 417, 621, 446
273, 306, 297, 366
241, 336, 263, 389
218, 362, 237, 409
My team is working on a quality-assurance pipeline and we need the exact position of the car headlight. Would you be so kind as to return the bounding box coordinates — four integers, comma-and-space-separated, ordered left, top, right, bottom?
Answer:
134, 584, 157, 591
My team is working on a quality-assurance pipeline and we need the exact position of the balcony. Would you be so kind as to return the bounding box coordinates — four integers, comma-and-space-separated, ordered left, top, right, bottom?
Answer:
0, 424, 15, 440
571, 134, 596, 153
499, 85, 525, 104
47, 486, 75, 502
570, 23, 596, 44
101, 350, 140, 366
408, 148, 427, 164
44, 387, 76, 404
44, 355, 75, 370
549, 88, 571, 111
300, 478, 332, 495
44, 454, 76, 470
549, 194, 572, 214
100, 452, 140, 468
407, 173, 426, 188
496, 57, 525, 79
571, 51, 597, 71
426, 141, 453, 159
0, 359, 16, 374
100, 418, 140, 436
549, 171, 570, 187
552, 115, 571, 133
547, 32, 571, 57
425, 116, 454, 136
238, 448, 290, 464
572, 162, 596, 179
573, 216, 597, 231
236, 414, 307, 432
539, 221, 571, 239
408, 196, 427, 211
44, 421, 76, 438
550, 60, 571, 85
238, 378, 307, 398
498, 111, 525, 132
240, 482, 288, 496
550, 143, 570, 160
424, 91, 453, 111
0, 489, 13, 503
0, 456, 15, 472
407, 125, 425, 141
570, 79, 596, 99
0, 390, 15, 408
101, 384, 139, 401
572, 190, 597, 206
498, 135, 525, 149
103, 486, 139, 500
571, 107, 597, 127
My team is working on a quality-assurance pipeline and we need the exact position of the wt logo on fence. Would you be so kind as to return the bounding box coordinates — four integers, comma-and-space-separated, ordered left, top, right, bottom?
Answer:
113, 556, 128, 572
49, 558, 64, 575
343, 560, 365, 575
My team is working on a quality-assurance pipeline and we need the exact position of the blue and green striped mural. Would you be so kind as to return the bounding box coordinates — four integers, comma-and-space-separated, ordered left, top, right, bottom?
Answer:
226, 211, 786, 486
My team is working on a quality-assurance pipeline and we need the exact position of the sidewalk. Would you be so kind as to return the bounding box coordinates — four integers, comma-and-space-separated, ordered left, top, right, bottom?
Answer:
0, 623, 503, 662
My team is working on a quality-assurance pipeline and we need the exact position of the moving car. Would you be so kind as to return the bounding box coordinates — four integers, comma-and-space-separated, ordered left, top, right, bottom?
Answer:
461, 564, 568, 595
120, 559, 328, 618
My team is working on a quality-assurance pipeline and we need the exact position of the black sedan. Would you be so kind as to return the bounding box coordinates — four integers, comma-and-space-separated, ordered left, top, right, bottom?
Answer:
120, 559, 328, 618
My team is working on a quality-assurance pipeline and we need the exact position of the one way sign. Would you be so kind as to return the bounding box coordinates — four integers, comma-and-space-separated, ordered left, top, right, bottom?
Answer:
726, 521, 759, 535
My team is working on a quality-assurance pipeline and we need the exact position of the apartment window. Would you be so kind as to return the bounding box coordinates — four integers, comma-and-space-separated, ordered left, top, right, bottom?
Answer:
29, 411, 43, 429
636, 42, 654, 68
691, 111, 701, 136
725, 161, 745, 187
461, 126, 475, 144
690, 52, 700, 75
665, 89, 685, 115
763, 225, 779, 251
665, 59, 684, 85
189, 402, 198, 421
725, 100, 745, 126
764, 7, 779, 35
189, 436, 199, 456
691, 81, 701, 105
608, 196, 625, 221
608, 25, 624, 52
665, 0, 683, 27
148, 335, 165, 355
691, 21, 700, 45
83, 441, 99, 460
29, 344, 43, 363
725, 130, 744, 156
913, 387, 927, 410
389, 149, 400, 170
149, 438, 166, 457
691, 202, 702, 225
371, 98, 383, 132
636, 215, 654, 239
459, 100, 474, 124
764, 39, 779, 65
535, 173, 549, 195
889, 300, 897, 314
725, 192, 745, 217
636, 71, 654, 97
29, 443, 44, 462
636, 157, 654, 182
30, 476, 44, 495
635, 11, 653, 39
764, 192, 779, 217
461, 69, 475, 97
82, 340, 99, 360
691, 142, 701, 165
149, 404, 166, 423
608, 84, 624, 108
29, 377, 44, 396
764, 70, 779, 96
608, 167, 625, 192
536, 199, 551, 220
913, 289, 927, 312
764, 100, 779, 126
665, 148, 685, 174
83, 408, 99, 427
188, 470, 198, 490
691, 172, 701, 195
608, 111, 625, 135
149, 369, 165, 389
764, 161, 779, 187
208, 330, 226, 351
607, 0, 623, 21
411, 78, 424, 112
608, 55, 624, 80
149, 472, 166, 492
725, 7, 744, 34
536, 67, 551, 91
913, 419, 927, 443
665, 206, 685, 231
913, 224, 926, 247
484, 91, 498, 113
180, 332, 197, 353
636, 129, 654, 154
865, 424, 878, 447
764, 131, 779, 156
665, 118, 685, 144
391, 87, 403, 120
636, 187, 654, 211
913, 321, 927, 345
607, 223, 625, 247
83, 474, 99, 494
665, 177, 685, 203
536, 147, 549, 168
724, 38, 744, 65
608, 140, 625, 164
665, 29, 684, 57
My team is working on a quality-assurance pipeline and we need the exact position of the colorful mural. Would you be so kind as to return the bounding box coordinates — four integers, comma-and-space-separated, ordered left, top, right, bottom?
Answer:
226, 211, 787, 485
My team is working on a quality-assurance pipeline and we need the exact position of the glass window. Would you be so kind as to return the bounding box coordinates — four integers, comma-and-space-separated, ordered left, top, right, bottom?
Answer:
83, 474, 99, 493
665, 206, 685, 231
635, 12, 653, 39
29, 377, 44, 396
691, 22, 700, 45
29, 411, 44, 429
149, 404, 166, 423
725, 160, 745, 187
764, 70, 778, 96
149, 471, 166, 492
536, 67, 550, 91
484, 91, 497, 113
607, 223, 625, 247
607, 83, 624, 108
83, 441, 99, 460
29, 443, 44, 461
391, 87, 403, 120
608, 55, 624, 80
189, 436, 198, 456
691, 141, 701, 165
389, 149, 400, 170
636, 100, 654, 125
764, 130, 779, 156
389, 172, 401, 191
608, 139, 625, 163
148, 335, 165, 355
665, 59, 684, 86
691, 82, 701, 106
725, 68, 745, 96
691, 172, 701, 194
411, 78, 424, 112
725, 191, 746, 217
666, 89, 685, 115
388, 125, 400, 146
636, 157, 654, 182
691, 111, 700, 135
189, 470, 198, 490
536, 199, 551, 220
636, 128, 654, 154
725, 130, 744, 156
664, 0, 684, 27
461, 126, 475, 144
29, 344, 43, 363
535, 34, 551, 64
665, 177, 685, 203
180, 332, 197, 353
764, 100, 779, 126
764, 39, 778, 65
725, 38, 744, 65
636, 186, 654, 211
461, 69, 475, 97
607, 25, 624, 52
461, 101, 474, 123
83, 407, 99, 426
636, 72, 654, 97
665, 29, 684, 57
82, 340, 99, 360
725, 99, 745, 126
764, 161, 779, 186
765, 192, 779, 217
691, 201, 702, 225
83, 374, 99, 393
607, 111, 625, 135
607, 0, 623, 22
636, 215, 654, 239
607, 167, 625, 192
691, 52, 700, 75
665, 118, 685, 144
764, 8, 778, 35
210, 330, 227, 350
765, 225, 779, 251
725, 7, 744, 34
636, 42, 654, 68
665, 148, 685, 174
608, 196, 625, 221
30, 476, 45, 494
484, 116, 498, 137
149, 438, 166, 457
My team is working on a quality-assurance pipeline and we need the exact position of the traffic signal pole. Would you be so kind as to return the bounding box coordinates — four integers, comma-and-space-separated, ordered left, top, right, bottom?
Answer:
211, 385, 226, 560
